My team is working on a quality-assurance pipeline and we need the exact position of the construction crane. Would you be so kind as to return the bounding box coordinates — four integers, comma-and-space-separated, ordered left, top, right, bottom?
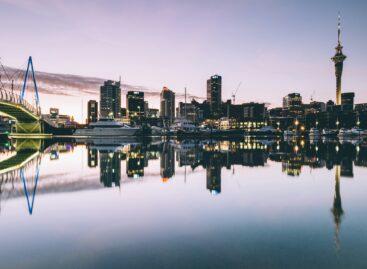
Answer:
231, 82, 242, 104
310, 90, 316, 102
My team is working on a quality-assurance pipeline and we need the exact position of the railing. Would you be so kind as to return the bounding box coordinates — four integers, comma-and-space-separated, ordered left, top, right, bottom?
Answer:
0, 89, 41, 117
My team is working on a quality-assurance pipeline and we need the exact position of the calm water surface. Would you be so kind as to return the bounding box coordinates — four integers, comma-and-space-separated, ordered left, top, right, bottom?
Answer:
0, 138, 367, 269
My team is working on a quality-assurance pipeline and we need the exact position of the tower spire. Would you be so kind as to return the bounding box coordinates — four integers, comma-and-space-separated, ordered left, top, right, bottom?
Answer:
337, 12, 341, 45
331, 12, 346, 106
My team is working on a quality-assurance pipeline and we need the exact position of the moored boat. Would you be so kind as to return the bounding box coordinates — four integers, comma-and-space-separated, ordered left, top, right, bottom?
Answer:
73, 118, 140, 137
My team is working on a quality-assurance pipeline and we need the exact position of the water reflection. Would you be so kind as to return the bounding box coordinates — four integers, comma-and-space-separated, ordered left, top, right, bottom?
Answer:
0, 138, 366, 198
0, 137, 366, 252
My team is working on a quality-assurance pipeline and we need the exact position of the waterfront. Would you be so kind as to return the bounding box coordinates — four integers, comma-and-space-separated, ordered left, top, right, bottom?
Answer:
0, 138, 366, 268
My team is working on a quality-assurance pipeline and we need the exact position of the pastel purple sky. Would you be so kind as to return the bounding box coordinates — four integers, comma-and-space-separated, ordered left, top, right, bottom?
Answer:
1, 0, 366, 111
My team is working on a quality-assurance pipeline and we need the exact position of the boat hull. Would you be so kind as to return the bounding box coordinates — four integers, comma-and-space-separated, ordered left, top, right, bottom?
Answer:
73, 127, 139, 137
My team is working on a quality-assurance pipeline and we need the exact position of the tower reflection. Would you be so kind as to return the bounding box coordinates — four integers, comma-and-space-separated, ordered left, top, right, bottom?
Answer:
332, 165, 344, 251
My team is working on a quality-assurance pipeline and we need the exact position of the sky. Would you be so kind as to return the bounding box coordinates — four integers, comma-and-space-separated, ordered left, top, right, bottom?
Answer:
0, 0, 366, 119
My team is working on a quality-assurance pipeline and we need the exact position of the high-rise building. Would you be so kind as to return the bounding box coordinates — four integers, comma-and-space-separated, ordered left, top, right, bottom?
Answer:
87, 100, 98, 124
331, 14, 347, 105
100, 80, 121, 118
283, 93, 302, 108
160, 87, 175, 123
207, 75, 222, 117
243, 102, 266, 120
177, 102, 198, 123
341, 92, 355, 111
126, 91, 145, 118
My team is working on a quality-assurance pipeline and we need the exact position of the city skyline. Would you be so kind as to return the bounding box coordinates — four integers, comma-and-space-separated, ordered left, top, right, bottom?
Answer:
1, 0, 367, 119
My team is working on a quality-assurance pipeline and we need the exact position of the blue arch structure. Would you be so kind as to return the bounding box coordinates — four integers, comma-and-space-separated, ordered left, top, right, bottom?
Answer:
20, 56, 40, 107
20, 165, 40, 215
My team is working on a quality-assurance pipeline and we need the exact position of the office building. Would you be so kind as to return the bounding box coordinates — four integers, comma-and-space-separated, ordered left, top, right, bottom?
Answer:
87, 100, 98, 124
100, 80, 121, 118
341, 92, 355, 111
283, 93, 302, 108
160, 87, 175, 123
176, 102, 198, 123
243, 102, 266, 120
207, 75, 222, 117
126, 91, 145, 118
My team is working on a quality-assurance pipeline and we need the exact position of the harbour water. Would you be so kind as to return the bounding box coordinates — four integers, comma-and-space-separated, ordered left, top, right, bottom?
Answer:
0, 138, 367, 269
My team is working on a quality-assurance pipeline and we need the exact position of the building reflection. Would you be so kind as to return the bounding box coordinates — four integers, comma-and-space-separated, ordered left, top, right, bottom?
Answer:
1, 138, 367, 229
88, 148, 98, 168
160, 143, 175, 181
205, 152, 222, 194
99, 150, 121, 187
126, 145, 145, 178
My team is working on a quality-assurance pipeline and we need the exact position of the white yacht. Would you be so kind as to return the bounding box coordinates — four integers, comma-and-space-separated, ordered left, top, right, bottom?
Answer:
74, 118, 140, 137
170, 119, 197, 133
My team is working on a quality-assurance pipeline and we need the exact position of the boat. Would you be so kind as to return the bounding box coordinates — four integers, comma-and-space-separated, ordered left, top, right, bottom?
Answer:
170, 119, 197, 133
73, 118, 140, 137
322, 129, 338, 137
309, 128, 320, 140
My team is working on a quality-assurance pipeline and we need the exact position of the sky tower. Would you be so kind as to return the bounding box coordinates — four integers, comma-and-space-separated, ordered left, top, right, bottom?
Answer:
331, 13, 347, 105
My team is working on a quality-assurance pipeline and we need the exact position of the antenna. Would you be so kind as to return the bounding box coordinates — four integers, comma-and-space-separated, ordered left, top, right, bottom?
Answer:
337, 12, 341, 45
